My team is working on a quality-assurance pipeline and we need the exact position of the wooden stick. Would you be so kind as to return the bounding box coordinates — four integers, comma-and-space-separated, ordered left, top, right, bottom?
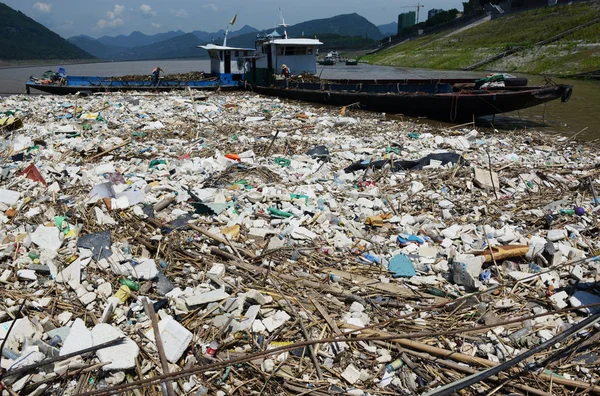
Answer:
87, 138, 131, 161
142, 299, 175, 396
189, 224, 256, 259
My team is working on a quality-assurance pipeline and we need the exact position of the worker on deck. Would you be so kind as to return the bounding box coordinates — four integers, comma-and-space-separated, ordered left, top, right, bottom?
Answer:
151, 67, 164, 86
281, 64, 290, 88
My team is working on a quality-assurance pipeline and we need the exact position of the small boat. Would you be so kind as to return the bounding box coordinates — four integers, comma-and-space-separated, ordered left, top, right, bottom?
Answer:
345, 59, 358, 65
26, 73, 244, 95
321, 56, 336, 65
26, 18, 254, 95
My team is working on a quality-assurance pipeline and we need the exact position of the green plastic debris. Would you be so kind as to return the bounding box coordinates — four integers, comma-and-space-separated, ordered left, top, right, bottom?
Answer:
385, 147, 400, 155
290, 193, 309, 204
274, 157, 291, 167
119, 278, 139, 291
28, 251, 40, 260
149, 159, 167, 169
408, 132, 420, 139
267, 207, 293, 218
82, 123, 93, 130
96, 115, 107, 122
54, 216, 70, 235
232, 180, 248, 186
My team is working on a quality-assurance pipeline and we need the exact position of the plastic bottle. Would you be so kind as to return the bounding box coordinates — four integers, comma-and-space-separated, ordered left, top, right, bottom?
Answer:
2, 347, 20, 360
317, 198, 325, 211
121, 241, 130, 255
206, 340, 219, 358
385, 358, 403, 372
509, 325, 532, 342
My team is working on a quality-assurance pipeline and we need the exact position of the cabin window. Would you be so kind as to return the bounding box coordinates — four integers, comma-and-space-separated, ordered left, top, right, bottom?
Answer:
234, 51, 239, 57
277, 47, 284, 55
220, 51, 223, 60
307, 48, 313, 55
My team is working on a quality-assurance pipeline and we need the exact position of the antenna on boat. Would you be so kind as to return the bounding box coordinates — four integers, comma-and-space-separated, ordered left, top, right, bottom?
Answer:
223, 13, 237, 47
278, 8, 288, 39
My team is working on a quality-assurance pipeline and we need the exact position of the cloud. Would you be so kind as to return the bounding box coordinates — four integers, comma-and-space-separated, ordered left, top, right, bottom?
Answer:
200, 4, 218, 12
106, 4, 124, 19
33, 2, 52, 13
173, 9, 188, 18
152, 22, 161, 29
140, 4, 156, 16
96, 4, 124, 30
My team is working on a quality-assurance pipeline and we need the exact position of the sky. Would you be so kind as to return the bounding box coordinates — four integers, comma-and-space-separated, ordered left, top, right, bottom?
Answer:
4, 0, 466, 38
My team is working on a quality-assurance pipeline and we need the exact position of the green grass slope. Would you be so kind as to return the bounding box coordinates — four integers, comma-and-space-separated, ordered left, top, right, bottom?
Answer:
0, 2, 93, 60
364, 1, 600, 76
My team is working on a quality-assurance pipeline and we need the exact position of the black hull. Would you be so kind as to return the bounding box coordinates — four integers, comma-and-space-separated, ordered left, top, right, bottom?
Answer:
249, 84, 572, 122
26, 83, 238, 95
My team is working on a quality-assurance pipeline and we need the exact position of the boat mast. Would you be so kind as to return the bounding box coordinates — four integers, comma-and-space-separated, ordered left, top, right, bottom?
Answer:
278, 8, 288, 39
223, 13, 237, 47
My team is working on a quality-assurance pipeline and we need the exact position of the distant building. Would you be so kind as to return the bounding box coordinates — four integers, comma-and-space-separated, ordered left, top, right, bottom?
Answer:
397, 11, 416, 35
428, 9, 444, 19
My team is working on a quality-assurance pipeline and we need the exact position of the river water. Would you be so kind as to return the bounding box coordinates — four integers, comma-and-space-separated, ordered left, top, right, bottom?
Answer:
1, 59, 598, 139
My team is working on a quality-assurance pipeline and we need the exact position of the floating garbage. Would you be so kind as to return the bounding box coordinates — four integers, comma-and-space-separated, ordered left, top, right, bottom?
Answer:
0, 90, 598, 395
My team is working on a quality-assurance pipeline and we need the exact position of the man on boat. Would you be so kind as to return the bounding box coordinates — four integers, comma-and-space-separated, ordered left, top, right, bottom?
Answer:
151, 67, 164, 86
281, 64, 290, 88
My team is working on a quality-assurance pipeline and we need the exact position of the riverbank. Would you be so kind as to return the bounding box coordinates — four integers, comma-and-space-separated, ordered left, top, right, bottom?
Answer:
364, 1, 600, 76
1, 90, 600, 395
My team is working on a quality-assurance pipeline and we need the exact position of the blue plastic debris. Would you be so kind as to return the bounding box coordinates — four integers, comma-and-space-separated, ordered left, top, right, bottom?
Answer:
479, 269, 491, 282
397, 234, 424, 246
388, 254, 416, 278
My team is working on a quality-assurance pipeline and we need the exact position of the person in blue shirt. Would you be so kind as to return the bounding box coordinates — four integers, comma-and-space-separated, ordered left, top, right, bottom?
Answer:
151, 67, 163, 86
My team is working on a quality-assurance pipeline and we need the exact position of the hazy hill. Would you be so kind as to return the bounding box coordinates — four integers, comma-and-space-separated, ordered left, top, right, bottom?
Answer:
378, 21, 398, 37
110, 33, 205, 61
67, 14, 383, 60
0, 2, 93, 60
288, 13, 383, 40
227, 13, 383, 49
97, 30, 186, 48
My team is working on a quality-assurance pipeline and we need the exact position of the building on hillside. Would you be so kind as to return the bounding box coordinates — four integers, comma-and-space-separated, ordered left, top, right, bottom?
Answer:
428, 9, 444, 19
397, 11, 416, 35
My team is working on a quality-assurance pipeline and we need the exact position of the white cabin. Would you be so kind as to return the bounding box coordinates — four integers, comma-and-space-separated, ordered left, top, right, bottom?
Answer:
198, 44, 255, 75
255, 36, 323, 75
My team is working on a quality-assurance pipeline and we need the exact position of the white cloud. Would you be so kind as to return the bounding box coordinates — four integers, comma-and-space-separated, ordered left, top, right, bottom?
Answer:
174, 9, 188, 18
152, 22, 161, 29
33, 2, 52, 13
106, 4, 124, 19
200, 4, 218, 12
96, 4, 124, 30
140, 4, 156, 16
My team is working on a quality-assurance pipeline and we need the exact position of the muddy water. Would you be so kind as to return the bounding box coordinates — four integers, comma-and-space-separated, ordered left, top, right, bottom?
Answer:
1, 60, 598, 139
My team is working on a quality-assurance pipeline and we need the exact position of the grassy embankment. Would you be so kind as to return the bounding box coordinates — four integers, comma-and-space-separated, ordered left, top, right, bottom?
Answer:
363, 1, 600, 76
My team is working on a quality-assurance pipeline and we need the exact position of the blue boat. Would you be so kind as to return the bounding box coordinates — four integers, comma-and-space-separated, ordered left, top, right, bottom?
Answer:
26, 20, 254, 95
25, 72, 245, 94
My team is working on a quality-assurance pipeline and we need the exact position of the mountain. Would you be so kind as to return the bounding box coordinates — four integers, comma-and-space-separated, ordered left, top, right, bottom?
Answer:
288, 13, 383, 40
227, 13, 384, 48
0, 2, 93, 60
191, 25, 258, 43
97, 30, 186, 48
113, 33, 205, 61
378, 22, 398, 37
67, 35, 126, 60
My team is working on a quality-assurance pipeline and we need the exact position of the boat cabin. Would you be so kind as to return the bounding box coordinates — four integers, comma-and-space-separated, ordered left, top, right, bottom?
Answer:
198, 44, 255, 75
254, 37, 323, 75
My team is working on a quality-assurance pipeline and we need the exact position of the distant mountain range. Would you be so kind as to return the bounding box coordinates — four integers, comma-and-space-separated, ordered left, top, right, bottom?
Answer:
377, 21, 398, 37
0, 1, 397, 62
0, 2, 92, 60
